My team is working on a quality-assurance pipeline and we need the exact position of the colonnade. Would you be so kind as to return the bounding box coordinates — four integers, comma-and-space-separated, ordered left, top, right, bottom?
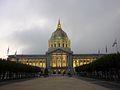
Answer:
48, 40, 70, 48
73, 58, 96, 67
18, 58, 46, 68
51, 53, 67, 68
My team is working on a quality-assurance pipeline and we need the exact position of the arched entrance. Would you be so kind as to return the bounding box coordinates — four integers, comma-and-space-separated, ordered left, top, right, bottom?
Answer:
51, 52, 67, 74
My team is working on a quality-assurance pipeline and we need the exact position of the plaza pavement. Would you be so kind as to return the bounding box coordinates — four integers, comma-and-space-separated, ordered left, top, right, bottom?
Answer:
0, 76, 118, 90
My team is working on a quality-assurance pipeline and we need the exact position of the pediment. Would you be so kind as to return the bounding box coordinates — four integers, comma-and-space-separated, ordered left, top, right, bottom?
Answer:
47, 48, 73, 54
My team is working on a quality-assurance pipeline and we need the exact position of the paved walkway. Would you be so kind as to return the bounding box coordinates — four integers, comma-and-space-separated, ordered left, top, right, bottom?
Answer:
0, 76, 111, 90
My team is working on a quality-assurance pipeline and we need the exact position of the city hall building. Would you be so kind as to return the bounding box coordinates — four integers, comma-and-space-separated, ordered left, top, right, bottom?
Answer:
8, 20, 103, 74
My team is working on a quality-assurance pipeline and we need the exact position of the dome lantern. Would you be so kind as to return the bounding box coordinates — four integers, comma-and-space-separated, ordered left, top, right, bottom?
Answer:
57, 19, 62, 30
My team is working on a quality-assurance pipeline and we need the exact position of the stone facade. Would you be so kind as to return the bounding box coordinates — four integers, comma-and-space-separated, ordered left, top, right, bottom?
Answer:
8, 20, 103, 74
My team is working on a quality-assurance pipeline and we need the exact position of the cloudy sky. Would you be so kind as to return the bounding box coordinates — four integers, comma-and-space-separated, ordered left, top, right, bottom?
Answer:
0, 0, 120, 58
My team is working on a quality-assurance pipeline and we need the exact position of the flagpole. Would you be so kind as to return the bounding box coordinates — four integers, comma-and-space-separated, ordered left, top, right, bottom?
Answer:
15, 50, 18, 62
106, 45, 107, 54
7, 46, 9, 60
116, 42, 119, 53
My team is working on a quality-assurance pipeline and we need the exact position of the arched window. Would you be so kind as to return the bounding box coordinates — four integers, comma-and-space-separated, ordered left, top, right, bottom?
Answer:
58, 43, 60, 47
66, 44, 67, 47
54, 44, 56, 47
63, 44, 64, 47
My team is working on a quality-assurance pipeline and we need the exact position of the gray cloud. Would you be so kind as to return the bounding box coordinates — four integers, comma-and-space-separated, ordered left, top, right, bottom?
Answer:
1, 0, 120, 56
9, 28, 51, 54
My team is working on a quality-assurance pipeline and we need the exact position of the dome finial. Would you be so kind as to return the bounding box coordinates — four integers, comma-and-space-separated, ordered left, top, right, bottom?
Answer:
57, 19, 62, 30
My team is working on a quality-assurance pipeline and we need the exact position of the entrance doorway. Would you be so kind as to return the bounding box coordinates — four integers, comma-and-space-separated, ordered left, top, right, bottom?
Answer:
51, 52, 67, 74
52, 69, 66, 75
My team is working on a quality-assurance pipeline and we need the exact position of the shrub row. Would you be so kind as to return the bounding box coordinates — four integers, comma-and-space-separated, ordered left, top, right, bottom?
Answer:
75, 53, 120, 81
0, 59, 41, 81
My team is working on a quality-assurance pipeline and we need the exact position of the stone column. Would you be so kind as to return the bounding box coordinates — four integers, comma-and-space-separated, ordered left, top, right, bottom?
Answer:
67, 53, 73, 74
46, 53, 51, 70
61, 54, 63, 67
42, 61, 43, 68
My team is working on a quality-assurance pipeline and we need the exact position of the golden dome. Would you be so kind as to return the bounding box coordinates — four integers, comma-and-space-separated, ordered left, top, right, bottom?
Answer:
50, 20, 68, 40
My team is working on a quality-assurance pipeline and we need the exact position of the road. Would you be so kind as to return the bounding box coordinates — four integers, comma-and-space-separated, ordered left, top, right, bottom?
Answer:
0, 76, 119, 90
